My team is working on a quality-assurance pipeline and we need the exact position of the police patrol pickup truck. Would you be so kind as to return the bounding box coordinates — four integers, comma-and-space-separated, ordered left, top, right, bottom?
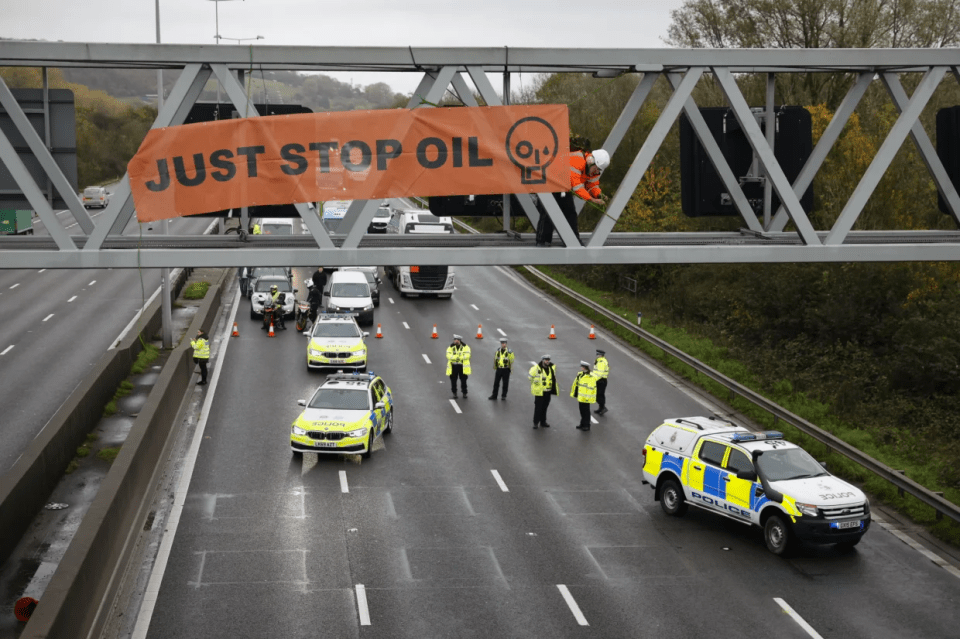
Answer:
642, 416, 870, 555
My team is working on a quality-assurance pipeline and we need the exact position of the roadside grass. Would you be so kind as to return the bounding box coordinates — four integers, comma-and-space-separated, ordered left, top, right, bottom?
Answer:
182, 281, 210, 300
131, 344, 160, 374
519, 265, 960, 546
103, 380, 135, 417
97, 447, 121, 462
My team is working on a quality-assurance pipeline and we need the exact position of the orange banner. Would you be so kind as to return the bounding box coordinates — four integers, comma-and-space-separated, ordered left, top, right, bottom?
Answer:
128, 105, 569, 222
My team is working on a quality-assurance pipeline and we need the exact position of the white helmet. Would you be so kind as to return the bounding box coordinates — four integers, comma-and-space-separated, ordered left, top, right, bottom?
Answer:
591, 149, 610, 171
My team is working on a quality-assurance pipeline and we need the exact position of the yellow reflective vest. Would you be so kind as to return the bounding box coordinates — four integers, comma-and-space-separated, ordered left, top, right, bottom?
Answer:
570, 371, 598, 403
493, 347, 515, 370
528, 363, 556, 397
445, 344, 472, 375
190, 337, 210, 359
594, 356, 609, 379
252, 223, 261, 234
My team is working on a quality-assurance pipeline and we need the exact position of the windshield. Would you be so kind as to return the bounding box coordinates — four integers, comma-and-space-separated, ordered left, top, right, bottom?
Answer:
312, 323, 361, 338
255, 280, 292, 293
262, 223, 292, 235
373, 208, 391, 219
309, 388, 369, 410
84, 187, 102, 197
756, 448, 828, 482
331, 282, 370, 298
251, 267, 286, 278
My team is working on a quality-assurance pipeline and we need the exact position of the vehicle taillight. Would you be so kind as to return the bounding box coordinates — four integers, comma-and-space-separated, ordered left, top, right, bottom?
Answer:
641, 447, 647, 466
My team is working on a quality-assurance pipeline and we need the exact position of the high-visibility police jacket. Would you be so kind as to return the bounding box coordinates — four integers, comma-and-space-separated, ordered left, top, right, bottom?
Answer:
252, 224, 262, 234
527, 364, 555, 397
569, 151, 602, 201
190, 337, 210, 359
446, 344, 472, 375
570, 371, 598, 403
594, 356, 609, 380
494, 347, 515, 370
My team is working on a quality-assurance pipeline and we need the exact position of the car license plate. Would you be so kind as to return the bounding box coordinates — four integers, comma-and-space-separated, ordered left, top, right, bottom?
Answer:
836, 520, 860, 529
314, 441, 336, 448
329, 358, 344, 364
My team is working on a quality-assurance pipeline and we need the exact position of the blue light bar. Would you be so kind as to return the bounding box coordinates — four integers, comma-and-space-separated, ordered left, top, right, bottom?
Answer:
730, 431, 784, 442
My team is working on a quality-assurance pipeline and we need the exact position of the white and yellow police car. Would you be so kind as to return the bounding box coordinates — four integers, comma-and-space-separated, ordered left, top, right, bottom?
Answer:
642, 416, 870, 555
305, 314, 369, 371
291, 372, 393, 459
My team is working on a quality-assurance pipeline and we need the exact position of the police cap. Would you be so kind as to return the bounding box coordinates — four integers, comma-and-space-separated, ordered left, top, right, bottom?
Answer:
580, 360, 591, 368
596, 349, 605, 355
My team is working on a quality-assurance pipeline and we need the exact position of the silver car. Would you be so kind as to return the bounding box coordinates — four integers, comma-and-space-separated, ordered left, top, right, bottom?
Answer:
250, 276, 296, 320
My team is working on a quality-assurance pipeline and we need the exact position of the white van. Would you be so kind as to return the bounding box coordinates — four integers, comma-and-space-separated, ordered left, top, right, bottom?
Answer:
384, 209, 456, 298
82, 186, 109, 209
324, 269, 375, 326
260, 218, 296, 235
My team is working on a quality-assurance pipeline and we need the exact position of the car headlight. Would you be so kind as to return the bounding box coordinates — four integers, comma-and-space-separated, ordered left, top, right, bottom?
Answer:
309, 349, 322, 356
292, 425, 307, 435
357, 349, 366, 357
796, 502, 819, 517
445, 275, 455, 287
347, 427, 367, 438
363, 304, 374, 311
328, 304, 340, 311
401, 274, 411, 286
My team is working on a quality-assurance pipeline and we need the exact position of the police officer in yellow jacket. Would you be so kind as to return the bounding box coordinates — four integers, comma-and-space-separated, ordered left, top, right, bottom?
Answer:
446, 334, 472, 398
594, 349, 609, 415
528, 354, 558, 429
190, 329, 210, 386
488, 337, 515, 400
571, 361, 598, 431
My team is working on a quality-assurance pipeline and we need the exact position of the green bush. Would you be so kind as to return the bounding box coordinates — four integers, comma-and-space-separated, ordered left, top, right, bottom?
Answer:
183, 282, 210, 300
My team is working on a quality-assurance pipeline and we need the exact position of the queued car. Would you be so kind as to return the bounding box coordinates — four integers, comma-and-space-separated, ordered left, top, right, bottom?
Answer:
250, 275, 296, 320
367, 206, 391, 233
324, 269, 375, 326
306, 314, 369, 371
290, 372, 394, 459
82, 186, 109, 209
243, 267, 291, 298
342, 267, 381, 307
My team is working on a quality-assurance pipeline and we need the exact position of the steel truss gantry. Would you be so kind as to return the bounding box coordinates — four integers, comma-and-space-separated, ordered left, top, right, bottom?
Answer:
1, 41, 959, 268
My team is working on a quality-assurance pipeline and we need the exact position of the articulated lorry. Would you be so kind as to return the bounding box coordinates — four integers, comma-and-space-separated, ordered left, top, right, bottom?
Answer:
0, 210, 34, 235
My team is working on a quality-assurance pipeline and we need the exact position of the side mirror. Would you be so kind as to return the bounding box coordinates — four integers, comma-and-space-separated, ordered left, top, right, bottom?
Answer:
297, 399, 306, 406
737, 469, 758, 482
362, 332, 370, 337
819, 461, 828, 470
323, 291, 330, 297
375, 401, 385, 409
294, 288, 299, 293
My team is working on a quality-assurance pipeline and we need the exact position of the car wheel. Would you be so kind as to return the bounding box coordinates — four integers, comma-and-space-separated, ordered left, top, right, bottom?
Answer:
764, 514, 795, 556
384, 409, 393, 434
362, 430, 374, 459
659, 479, 688, 516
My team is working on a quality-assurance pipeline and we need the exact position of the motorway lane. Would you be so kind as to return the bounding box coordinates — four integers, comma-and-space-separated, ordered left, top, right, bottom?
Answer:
0, 212, 212, 470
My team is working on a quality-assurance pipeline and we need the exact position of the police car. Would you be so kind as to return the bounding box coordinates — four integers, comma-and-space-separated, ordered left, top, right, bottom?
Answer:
642, 416, 870, 555
305, 314, 369, 371
290, 372, 394, 458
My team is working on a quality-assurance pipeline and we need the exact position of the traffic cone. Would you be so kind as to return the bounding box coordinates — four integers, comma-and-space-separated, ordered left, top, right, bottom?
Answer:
548, 324, 557, 339
476, 323, 483, 339
376, 323, 383, 338
431, 324, 438, 339
588, 325, 596, 339
268, 322, 275, 337
232, 321, 239, 337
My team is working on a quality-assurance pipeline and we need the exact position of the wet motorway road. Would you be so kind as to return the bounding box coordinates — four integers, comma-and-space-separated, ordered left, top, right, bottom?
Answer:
139, 264, 960, 639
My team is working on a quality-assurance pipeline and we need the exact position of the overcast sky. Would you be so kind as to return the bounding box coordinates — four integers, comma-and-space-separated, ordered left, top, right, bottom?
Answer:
0, 0, 686, 95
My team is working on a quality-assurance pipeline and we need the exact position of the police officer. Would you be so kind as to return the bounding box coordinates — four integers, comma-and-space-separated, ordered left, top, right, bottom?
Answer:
267, 284, 287, 330
251, 221, 261, 234
594, 349, 609, 415
190, 329, 210, 386
446, 334, 471, 398
571, 361, 598, 430
528, 354, 558, 429
488, 337, 515, 400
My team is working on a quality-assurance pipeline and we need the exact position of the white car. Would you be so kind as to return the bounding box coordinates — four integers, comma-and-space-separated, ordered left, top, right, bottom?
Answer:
250, 276, 296, 320
324, 269, 375, 326
305, 314, 369, 371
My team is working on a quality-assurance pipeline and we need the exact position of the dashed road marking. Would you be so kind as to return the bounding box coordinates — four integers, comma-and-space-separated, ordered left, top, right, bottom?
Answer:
449, 399, 462, 414
422, 354, 431, 364
38, 269, 46, 273
67, 295, 77, 302
557, 585, 589, 626
9, 283, 19, 289
402, 322, 410, 329
470, 304, 479, 310
497, 328, 507, 336
774, 598, 823, 638
88, 280, 96, 286
590, 416, 598, 424
339, 471, 349, 494
491, 470, 509, 492
388, 297, 395, 304
1, 345, 13, 355
42, 314, 54, 322
355, 584, 371, 625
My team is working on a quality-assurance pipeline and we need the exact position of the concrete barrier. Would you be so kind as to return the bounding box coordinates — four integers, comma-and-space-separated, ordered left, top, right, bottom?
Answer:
0, 267, 192, 569
20, 269, 226, 638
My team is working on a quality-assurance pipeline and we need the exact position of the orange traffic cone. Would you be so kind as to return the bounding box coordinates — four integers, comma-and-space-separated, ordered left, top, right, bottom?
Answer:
588, 325, 596, 339
476, 323, 483, 339
431, 324, 438, 339
268, 322, 275, 337
232, 321, 239, 337
376, 323, 383, 338
548, 324, 557, 339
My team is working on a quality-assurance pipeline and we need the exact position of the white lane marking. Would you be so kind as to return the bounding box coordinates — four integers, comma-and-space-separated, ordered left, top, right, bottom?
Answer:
773, 598, 823, 638
871, 513, 960, 579
388, 297, 395, 304
497, 328, 507, 336
470, 304, 479, 310
422, 354, 431, 364
340, 471, 349, 494
131, 286, 241, 639
402, 322, 410, 329
491, 470, 509, 492
67, 295, 77, 302
9, 283, 19, 289
1, 345, 13, 355
590, 416, 598, 424
109, 269, 181, 351
557, 585, 589, 626
42, 314, 54, 322
38, 269, 46, 273
449, 399, 462, 414
88, 280, 96, 286
355, 584, 371, 626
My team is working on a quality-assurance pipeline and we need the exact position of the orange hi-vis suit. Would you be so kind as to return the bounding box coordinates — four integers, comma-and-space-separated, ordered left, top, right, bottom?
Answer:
569, 151, 602, 201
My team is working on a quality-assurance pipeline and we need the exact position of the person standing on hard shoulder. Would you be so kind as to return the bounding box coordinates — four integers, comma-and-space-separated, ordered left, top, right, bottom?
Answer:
446, 334, 472, 398
594, 348, 609, 415
571, 361, 598, 431
488, 337, 515, 400
191, 329, 210, 386
528, 354, 558, 429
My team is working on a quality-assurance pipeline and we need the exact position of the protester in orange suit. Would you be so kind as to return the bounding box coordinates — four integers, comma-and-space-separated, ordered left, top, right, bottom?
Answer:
535, 146, 610, 246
